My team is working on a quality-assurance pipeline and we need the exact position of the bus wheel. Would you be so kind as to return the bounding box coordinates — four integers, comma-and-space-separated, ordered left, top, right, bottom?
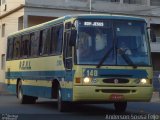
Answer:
114, 101, 127, 112
57, 87, 67, 112
17, 81, 36, 104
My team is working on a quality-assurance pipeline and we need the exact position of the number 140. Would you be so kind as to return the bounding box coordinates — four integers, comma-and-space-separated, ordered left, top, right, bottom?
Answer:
86, 70, 98, 77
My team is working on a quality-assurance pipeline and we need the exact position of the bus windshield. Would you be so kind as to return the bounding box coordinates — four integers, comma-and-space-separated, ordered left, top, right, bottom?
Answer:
76, 19, 151, 66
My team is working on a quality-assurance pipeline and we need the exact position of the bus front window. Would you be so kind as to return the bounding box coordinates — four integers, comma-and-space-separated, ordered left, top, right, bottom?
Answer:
115, 21, 151, 66
76, 20, 151, 66
76, 20, 115, 65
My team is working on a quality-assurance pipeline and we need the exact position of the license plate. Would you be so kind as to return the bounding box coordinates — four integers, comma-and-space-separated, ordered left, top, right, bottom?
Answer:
110, 94, 124, 101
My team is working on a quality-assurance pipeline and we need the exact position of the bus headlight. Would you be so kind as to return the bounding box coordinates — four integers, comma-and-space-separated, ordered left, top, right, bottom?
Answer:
140, 78, 147, 84
83, 77, 91, 84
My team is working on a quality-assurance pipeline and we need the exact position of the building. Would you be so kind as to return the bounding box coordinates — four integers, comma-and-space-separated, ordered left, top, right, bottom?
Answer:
0, 0, 160, 91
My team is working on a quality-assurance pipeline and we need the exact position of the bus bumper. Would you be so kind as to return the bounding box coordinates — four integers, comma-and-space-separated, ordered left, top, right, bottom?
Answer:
73, 86, 153, 102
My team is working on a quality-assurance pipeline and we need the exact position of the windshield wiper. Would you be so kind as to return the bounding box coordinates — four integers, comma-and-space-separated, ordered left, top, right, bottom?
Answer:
96, 47, 113, 68
96, 46, 137, 69
120, 52, 137, 68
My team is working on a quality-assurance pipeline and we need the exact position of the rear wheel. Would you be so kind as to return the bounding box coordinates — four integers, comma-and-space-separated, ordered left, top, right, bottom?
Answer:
114, 101, 127, 112
17, 80, 37, 104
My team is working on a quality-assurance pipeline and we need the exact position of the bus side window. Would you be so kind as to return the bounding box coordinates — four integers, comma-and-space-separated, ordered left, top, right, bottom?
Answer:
57, 26, 63, 54
64, 22, 72, 59
13, 36, 21, 59
30, 32, 39, 57
40, 28, 51, 55
7, 38, 14, 60
65, 31, 72, 58
63, 29, 72, 69
21, 34, 30, 58
50, 25, 63, 55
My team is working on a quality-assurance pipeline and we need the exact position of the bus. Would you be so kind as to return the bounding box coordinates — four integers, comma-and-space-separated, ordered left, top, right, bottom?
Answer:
6, 14, 153, 112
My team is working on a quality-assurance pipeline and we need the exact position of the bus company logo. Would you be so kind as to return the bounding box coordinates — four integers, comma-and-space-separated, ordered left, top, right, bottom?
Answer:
114, 79, 119, 84
19, 60, 32, 70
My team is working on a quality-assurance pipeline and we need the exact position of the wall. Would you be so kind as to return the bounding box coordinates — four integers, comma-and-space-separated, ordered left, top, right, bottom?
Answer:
24, 0, 160, 17
0, 0, 24, 15
28, 16, 55, 27
0, 8, 24, 90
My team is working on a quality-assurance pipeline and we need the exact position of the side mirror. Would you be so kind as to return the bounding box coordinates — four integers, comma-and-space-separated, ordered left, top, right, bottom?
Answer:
65, 58, 73, 69
69, 29, 77, 46
150, 29, 156, 42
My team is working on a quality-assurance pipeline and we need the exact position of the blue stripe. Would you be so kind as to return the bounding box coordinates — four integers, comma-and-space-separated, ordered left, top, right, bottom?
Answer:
6, 70, 75, 81
7, 84, 17, 94
22, 85, 52, 98
6, 84, 73, 101
83, 68, 148, 78
61, 88, 73, 101
23, 85, 73, 101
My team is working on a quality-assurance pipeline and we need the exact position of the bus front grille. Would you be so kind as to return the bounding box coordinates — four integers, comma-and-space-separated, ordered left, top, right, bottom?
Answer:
103, 78, 129, 84
95, 89, 136, 93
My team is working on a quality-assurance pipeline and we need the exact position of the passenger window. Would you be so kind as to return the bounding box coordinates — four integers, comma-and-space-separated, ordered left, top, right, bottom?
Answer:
30, 32, 39, 57
40, 28, 51, 55
13, 36, 21, 59
7, 38, 14, 60
50, 25, 63, 55
21, 34, 30, 57
65, 31, 72, 58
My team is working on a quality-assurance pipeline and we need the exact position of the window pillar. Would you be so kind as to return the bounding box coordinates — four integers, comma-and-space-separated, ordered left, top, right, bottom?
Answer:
120, 0, 124, 4
147, 0, 150, 6
23, 15, 28, 28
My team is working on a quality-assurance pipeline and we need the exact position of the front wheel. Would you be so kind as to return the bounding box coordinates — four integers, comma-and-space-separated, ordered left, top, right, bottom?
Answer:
17, 81, 37, 104
114, 101, 127, 112
57, 87, 68, 112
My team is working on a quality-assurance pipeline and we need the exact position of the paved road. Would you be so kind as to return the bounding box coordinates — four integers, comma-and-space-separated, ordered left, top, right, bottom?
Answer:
0, 94, 160, 120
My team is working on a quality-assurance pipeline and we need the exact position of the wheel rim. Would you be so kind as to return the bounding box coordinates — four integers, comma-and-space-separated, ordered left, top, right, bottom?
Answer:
18, 84, 23, 100
58, 89, 62, 111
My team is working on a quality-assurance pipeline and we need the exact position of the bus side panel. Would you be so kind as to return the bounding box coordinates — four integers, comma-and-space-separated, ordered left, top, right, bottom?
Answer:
5, 78, 17, 94
22, 85, 52, 98
60, 70, 75, 101
5, 56, 75, 101
7, 84, 17, 94
61, 88, 73, 101
21, 80, 74, 101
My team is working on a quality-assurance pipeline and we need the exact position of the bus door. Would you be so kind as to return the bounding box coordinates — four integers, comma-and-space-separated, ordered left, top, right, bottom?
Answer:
63, 22, 75, 100
63, 22, 75, 84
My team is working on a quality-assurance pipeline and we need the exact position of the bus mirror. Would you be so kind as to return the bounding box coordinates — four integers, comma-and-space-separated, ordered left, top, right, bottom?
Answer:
70, 29, 77, 46
150, 30, 156, 42
65, 58, 73, 69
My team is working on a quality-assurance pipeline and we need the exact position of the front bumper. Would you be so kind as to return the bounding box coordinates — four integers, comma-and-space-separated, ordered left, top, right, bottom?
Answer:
73, 85, 153, 102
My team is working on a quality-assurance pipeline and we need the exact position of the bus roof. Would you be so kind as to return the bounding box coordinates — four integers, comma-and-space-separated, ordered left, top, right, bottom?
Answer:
70, 14, 145, 21
8, 14, 146, 37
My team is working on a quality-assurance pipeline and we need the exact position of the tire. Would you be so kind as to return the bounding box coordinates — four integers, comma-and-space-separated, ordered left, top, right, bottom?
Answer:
17, 80, 37, 104
114, 101, 127, 112
57, 86, 68, 112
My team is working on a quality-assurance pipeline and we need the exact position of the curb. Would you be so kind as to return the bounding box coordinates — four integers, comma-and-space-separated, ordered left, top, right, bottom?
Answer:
0, 91, 15, 96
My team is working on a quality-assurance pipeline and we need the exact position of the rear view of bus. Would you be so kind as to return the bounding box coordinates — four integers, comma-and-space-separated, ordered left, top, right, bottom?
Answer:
68, 15, 153, 112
